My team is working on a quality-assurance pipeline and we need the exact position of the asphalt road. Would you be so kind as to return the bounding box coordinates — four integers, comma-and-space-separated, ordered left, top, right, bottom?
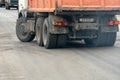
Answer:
0, 8, 120, 80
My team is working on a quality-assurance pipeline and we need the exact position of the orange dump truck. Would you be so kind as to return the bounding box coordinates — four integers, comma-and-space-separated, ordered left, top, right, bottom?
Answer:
16, 0, 120, 49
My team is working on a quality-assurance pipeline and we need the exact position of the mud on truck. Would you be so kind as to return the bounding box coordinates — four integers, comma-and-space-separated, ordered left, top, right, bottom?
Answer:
16, 0, 120, 49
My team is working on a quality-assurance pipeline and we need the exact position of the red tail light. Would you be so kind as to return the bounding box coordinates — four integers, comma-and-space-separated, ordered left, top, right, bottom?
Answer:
107, 21, 120, 26
55, 22, 69, 27
107, 21, 114, 25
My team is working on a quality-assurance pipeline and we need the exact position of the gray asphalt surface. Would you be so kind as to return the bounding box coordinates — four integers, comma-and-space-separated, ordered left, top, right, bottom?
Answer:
0, 8, 120, 80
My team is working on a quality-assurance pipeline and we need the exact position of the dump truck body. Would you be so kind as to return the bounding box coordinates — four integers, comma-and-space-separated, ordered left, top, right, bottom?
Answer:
28, 0, 120, 12
16, 0, 120, 49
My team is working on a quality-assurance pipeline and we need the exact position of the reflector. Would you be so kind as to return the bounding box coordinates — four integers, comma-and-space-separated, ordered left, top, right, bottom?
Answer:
107, 21, 120, 26
55, 22, 69, 26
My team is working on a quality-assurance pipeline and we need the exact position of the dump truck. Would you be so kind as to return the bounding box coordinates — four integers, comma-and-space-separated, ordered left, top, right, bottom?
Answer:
0, 0, 5, 7
16, 0, 120, 49
5, 0, 18, 10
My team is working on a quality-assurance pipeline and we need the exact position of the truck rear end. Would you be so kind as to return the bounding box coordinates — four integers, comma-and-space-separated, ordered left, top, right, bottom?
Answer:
16, 0, 120, 49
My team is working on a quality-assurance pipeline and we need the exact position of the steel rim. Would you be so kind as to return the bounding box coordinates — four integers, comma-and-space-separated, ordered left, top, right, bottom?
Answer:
17, 23, 29, 38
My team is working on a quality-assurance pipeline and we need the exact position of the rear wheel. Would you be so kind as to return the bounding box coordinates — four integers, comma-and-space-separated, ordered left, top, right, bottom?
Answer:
16, 17, 35, 42
42, 18, 57, 49
36, 17, 44, 46
42, 18, 67, 49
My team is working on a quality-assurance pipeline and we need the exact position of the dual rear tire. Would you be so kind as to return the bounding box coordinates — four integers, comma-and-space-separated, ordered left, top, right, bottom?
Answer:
36, 17, 44, 46
16, 16, 67, 49
36, 18, 67, 49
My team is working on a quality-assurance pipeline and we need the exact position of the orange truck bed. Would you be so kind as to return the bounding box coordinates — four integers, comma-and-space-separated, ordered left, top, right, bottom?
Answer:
28, 0, 120, 12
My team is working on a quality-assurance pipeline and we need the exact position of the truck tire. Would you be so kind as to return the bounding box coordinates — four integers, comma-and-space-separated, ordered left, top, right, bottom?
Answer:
16, 18, 35, 42
42, 18, 57, 49
84, 32, 116, 46
36, 17, 44, 46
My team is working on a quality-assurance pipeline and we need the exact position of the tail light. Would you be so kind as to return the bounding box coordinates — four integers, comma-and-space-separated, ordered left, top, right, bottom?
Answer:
55, 21, 69, 27
107, 21, 120, 26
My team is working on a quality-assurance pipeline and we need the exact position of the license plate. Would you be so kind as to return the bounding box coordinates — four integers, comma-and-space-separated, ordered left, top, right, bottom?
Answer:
79, 18, 95, 23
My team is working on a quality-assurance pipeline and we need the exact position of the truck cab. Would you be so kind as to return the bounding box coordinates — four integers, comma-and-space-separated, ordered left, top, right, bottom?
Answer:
5, 0, 18, 10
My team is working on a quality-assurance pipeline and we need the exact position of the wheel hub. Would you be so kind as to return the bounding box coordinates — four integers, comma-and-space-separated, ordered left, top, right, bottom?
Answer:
19, 24, 27, 35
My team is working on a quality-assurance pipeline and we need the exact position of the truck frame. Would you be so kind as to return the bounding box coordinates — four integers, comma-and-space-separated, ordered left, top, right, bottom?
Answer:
16, 0, 120, 49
